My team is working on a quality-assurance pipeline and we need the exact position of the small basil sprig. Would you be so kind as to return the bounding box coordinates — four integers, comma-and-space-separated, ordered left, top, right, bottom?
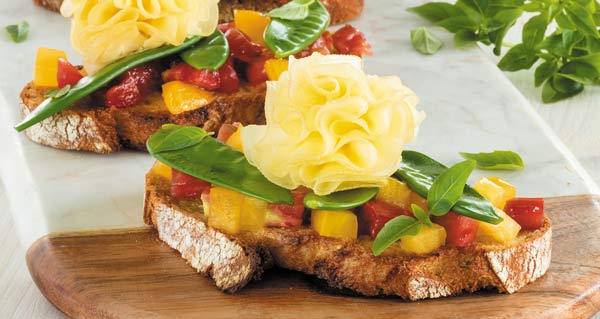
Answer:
459, 150, 524, 171
180, 30, 229, 71
15, 36, 204, 132
267, 0, 315, 20
303, 188, 378, 210
264, 0, 330, 58
396, 151, 502, 224
372, 211, 422, 256
5, 21, 29, 43
410, 27, 443, 55
147, 124, 294, 204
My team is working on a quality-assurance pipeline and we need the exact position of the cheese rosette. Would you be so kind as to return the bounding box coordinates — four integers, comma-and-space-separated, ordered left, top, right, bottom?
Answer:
242, 53, 425, 196
60, 0, 219, 73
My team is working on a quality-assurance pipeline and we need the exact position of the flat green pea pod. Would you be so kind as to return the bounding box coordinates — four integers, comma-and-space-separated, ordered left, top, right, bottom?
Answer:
147, 124, 294, 205
303, 188, 379, 210
15, 36, 204, 132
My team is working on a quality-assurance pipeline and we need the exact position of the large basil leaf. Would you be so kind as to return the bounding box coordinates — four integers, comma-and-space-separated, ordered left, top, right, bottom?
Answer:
372, 216, 421, 256
303, 188, 378, 210
147, 125, 294, 204
459, 150, 524, 170
180, 30, 229, 71
395, 151, 502, 224
427, 160, 476, 216
267, 0, 315, 20
264, 0, 330, 58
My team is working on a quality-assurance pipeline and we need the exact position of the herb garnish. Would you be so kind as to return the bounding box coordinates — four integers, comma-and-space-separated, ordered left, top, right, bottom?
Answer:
44, 85, 71, 99
180, 30, 229, 71
267, 0, 315, 20
409, 1, 600, 103
5, 21, 29, 43
460, 150, 524, 171
411, 27, 443, 55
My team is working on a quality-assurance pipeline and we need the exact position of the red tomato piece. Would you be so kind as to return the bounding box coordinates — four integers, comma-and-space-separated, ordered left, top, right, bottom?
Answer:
217, 59, 240, 93
57, 58, 83, 88
225, 28, 263, 62
266, 188, 309, 228
218, 22, 235, 33
332, 25, 373, 57
504, 198, 545, 230
296, 31, 334, 58
106, 64, 160, 108
171, 169, 211, 198
360, 200, 412, 238
164, 63, 221, 91
246, 58, 268, 86
433, 212, 478, 248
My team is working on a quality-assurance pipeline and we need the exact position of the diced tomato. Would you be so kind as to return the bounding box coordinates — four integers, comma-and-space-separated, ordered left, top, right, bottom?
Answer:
218, 22, 235, 33
217, 59, 240, 93
433, 212, 478, 248
296, 31, 334, 58
504, 198, 545, 230
360, 200, 412, 238
171, 169, 211, 198
164, 63, 221, 91
216, 123, 240, 142
266, 188, 309, 227
332, 25, 373, 57
246, 58, 268, 86
225, 28, 263, 62
106, 64, 160, 108
106, 81, 143, 108
57, 58, 83, 88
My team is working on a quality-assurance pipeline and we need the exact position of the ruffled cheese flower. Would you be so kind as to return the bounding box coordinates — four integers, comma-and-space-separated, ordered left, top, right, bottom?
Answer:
61, 0, 219, 73
242, 53, 425, 196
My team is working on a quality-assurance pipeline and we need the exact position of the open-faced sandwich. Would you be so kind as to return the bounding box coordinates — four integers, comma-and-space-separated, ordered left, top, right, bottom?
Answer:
16, 0, 370, 153
143, 53, 552, 300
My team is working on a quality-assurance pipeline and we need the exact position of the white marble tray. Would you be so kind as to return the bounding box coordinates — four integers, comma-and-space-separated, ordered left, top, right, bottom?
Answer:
0, 0, 597, 247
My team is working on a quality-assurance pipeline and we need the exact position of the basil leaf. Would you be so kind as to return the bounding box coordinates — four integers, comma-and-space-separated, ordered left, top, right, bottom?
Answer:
395, 151, 502, 224
497, 43, 538, 71
5, 21, 28, 43
427, 160, 475, 216
542, 75, 584, 103
559, 61, 600, 85
147, 125, 294, 204
44, 85, 71, 99
534, 60, 558, 87
522, 13, 548, 49
459, 150, 525, 170
565, 2, 599, 38
454, 29, 478, 48
266, 0, 315, 20
372, 216, 421, 256
407, 2, 466, 23
412, 204, 432, 227
264, 0, 330, 58
411, 27, 443, 55
180, 30, 229, 71
436, 16, 478, 32
303, 188, 378, 210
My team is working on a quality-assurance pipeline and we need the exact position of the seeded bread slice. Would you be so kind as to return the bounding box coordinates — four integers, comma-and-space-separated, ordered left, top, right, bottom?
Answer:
32, 0, 365, 25
143, 171, 552, 300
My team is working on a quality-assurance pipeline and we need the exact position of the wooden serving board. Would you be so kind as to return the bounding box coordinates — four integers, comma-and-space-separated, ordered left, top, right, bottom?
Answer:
27, 195, 600, 319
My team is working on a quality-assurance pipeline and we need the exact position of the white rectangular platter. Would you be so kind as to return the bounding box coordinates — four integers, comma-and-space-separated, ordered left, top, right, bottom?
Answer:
0, 0, 597, 247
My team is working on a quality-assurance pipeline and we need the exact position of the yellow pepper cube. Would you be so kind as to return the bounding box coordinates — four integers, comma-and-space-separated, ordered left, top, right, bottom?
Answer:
150, 160, 172, 181
376, 177, 412, 209
208, 187, 244, 234
240, 196, 268, 231
409, 191, 429, 211
234, 10, 270, 46
226, 126, 244, 152
399, 223, 446, 254
311, 210, 358, 240
162, 81, 215, 115
474, 176, 516, 209
34, 47, 67, 87
264, 59, 289, 81
476, 208, 521, 244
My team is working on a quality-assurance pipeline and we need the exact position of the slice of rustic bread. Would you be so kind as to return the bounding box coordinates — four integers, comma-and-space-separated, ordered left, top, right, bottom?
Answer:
20, 82, 266, 153
144, 171, 552, 300
32, 0, 365, 25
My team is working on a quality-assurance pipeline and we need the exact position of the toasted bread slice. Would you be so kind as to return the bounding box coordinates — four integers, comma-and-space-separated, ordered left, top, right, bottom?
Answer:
19, 82, 266, 153
32, 0, 365, 25
143, 171, 552, 300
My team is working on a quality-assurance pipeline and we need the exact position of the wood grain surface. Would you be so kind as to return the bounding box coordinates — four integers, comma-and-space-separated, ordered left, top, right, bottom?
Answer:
26, 195, 600, 319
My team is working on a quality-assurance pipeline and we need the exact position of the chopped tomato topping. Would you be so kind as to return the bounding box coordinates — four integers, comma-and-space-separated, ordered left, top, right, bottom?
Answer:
246, 58, 269, 86
57, 58, 83, 88
296, 31, 334, 58
106, 64, 160, 108
433, 212, 478, 248
360, 199, 412, 238
266, 188, 309, 228
332, 25, 373, 57
504, 198, 545, 230
217, 58, 240, 93
171, 169, 211, 198
218, 22, 235, 33
164, 63, 221, 91
225, 28, 263, 63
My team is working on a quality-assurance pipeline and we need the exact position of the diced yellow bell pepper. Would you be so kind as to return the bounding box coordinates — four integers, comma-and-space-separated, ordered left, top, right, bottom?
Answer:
476, 208, 521, 244
150, 160, 172, 181
474, 176, 516, 209
226, 125, 244, 152
162, 81, 215, 115
264, 59, 289, 81
34, 47, 67, 87
311, 210, 358, 240
207, 186, 267, 234
409, 192, 429, 211
399, 223, 446, 254
234, 10, 270, 46
376, 177, 412, 209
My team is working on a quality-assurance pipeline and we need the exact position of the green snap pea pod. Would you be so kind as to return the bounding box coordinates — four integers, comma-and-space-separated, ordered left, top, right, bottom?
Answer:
395, 150, 502, 224
15, 36, 203, 132
303, 188, 379, 210
147, 124, 294, 205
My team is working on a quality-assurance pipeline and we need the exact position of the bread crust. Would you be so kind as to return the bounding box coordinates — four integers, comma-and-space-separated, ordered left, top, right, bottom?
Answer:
144, 172, 553, 300
33, 0, 365, 25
